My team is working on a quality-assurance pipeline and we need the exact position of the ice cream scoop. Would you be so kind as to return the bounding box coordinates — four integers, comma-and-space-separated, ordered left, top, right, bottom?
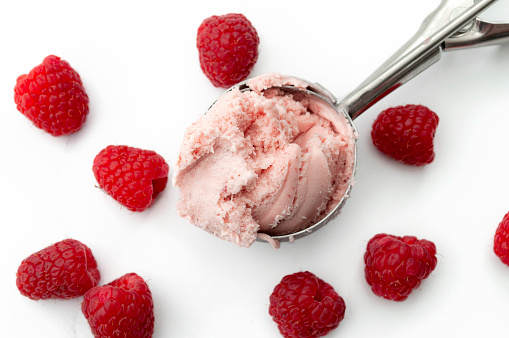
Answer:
173, 76, 356, 247
175, 0, 509, 248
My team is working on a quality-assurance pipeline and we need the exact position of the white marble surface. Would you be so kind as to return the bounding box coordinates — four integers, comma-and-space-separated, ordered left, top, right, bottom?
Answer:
2, 0, 509, 337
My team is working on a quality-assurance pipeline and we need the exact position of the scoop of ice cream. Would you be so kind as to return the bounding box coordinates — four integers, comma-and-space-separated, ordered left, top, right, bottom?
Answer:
173, 73, 355, 247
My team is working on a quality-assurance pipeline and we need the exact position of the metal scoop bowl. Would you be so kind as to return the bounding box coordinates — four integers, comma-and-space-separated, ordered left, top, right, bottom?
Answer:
235, 0, 509, 246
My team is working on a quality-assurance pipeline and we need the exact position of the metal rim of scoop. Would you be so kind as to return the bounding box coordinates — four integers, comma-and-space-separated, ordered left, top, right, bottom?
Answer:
223, 0, 509, 244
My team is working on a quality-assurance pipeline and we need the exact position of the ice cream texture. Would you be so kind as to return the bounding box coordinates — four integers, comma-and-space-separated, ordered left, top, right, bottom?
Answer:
173, 73, 356, 247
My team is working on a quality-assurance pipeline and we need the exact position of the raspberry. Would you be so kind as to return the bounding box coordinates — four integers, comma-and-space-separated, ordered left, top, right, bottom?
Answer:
494, 212, 509, 265
364, 233, 437, 301
82, 273, 154, 338
14, 55, 89, 136
197, 13, 259, 88
16, 239, 100, 300
371, 104, 439, 166
92, 145, 169, 212
269, 271, 346, 338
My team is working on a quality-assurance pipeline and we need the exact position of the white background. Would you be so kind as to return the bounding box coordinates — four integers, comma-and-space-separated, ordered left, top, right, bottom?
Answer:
2, 0, 509, 337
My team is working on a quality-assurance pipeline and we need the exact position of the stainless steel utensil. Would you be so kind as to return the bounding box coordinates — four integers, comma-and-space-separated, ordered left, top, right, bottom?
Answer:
224, 0, 509, 245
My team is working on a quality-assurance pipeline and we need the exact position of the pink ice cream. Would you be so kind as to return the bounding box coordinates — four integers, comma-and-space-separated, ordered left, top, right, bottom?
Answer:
173, 73, 356, 247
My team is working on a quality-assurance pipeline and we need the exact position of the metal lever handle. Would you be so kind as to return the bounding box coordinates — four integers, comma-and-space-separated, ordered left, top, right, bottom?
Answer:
337, 0, 499, 120
443, 18, 509, 50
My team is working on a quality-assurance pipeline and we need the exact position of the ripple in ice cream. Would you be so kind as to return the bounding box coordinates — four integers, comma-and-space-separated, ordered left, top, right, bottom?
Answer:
173, 73, 356, 247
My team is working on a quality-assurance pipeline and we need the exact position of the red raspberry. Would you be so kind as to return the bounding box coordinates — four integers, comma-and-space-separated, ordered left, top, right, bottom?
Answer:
16, 239, 100, 300
14, 55, 89, 136
269, 271, 346, 338
371, 104, 439, 166
364, 233, 437, 301
494, 212, 509, 265
92, 145, 169, 212
197, 13, 259, 88
82, 273, 154, 338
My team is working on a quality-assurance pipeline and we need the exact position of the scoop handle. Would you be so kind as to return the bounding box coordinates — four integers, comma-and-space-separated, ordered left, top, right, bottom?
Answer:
338, 0, 499, 120
443, 18, 509, 50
